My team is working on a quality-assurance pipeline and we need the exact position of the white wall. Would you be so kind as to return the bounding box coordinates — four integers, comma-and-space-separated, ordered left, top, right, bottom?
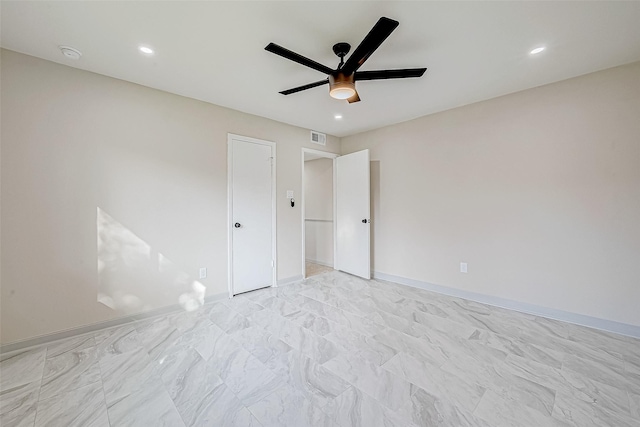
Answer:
342, 61, 640, 328
304, 158, 334, 266
0, 49, 340, 344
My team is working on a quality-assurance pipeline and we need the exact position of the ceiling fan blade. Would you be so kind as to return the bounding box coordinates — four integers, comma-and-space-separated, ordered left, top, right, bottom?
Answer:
347, 91, 361, 103
265, 43, 334, 75
355, 68, 427, 81
279, 79, 329, 95
341, 17, 399, 75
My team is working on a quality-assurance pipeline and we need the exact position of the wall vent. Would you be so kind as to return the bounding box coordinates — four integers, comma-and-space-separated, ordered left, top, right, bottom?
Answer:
310, 131, 326, 146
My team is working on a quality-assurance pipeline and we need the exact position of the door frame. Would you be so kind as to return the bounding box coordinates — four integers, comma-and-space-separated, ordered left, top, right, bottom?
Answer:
227, 133, 277, 298
301, 148, 338, 278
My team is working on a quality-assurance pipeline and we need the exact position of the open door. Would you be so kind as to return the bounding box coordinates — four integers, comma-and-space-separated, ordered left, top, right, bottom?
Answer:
335, 149, 370, 279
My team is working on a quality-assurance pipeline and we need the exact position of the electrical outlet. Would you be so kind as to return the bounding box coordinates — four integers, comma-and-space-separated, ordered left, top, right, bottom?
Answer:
199, 267, 207, 279
460, 263, 468, 273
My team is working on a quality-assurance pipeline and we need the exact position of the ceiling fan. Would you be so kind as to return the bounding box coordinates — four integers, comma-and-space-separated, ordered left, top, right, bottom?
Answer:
265, 17, 427, 103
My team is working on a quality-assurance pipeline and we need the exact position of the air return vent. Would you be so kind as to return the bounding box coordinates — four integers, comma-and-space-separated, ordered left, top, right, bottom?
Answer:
310, 131, 326, 146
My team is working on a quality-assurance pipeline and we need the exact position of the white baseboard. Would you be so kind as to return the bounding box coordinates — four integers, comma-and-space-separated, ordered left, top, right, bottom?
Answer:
277, 274, 304, 286
305, 259, 333, 268
0, 292, 228, 356
7, 271, 636, 355
373, 271, 640, 339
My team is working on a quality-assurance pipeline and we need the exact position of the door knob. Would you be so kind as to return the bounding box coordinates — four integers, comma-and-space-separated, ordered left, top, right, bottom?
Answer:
234, 223, 241, 228
362, 219, 369, 223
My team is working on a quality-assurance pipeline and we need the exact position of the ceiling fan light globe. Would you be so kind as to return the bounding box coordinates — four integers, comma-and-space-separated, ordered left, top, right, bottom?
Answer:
329, 73, 356, 100
330, 87, 356, 100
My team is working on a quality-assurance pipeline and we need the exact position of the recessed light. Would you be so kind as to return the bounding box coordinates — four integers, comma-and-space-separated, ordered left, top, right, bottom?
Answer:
530, 46, 546, 55
139, 46, 154, 55
334, 114, 343, 119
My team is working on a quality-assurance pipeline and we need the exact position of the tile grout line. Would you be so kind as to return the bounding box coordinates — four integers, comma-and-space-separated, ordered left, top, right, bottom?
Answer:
30, 345, 50, 427
208, 306, 270, 397
226, 297, 350, 423
136, 321, 188, 427
96, 342, 113, 427
164, 380, 188, 427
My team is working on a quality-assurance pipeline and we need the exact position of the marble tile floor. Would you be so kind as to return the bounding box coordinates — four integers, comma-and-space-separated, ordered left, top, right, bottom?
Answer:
305, 261, 334, 278
2, 270, 640, 426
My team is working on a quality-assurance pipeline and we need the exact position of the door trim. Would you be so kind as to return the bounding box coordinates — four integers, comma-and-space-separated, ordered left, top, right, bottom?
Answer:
227, 133, 277, 298
301, 148, 338, 279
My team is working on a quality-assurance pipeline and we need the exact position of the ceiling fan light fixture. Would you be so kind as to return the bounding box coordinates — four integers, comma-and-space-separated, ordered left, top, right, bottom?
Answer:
329, 73, 356, 100
330, 87, 356, 100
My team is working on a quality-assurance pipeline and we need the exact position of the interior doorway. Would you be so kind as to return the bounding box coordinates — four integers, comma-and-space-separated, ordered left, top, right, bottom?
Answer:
302, 149, 337, 278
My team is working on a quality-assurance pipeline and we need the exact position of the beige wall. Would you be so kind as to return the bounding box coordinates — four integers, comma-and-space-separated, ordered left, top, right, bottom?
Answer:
3, 48, 639, 344
0, 49, 339, 344
304, 158, 334, 266
342, 61, 640, 327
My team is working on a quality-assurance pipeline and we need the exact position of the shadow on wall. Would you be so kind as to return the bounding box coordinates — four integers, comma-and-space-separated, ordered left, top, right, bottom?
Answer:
96, 208, 205, 314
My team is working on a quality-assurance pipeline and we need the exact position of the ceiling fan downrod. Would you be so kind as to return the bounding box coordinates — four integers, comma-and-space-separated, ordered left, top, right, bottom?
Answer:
333, 42, 351, 70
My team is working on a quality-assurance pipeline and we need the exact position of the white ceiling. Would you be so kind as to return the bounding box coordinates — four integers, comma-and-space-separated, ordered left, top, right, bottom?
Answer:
3, 1, 640, 137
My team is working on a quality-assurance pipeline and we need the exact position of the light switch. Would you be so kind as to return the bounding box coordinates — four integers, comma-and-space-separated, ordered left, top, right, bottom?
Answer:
286, 190, 294, 199
460, 263, 468, 273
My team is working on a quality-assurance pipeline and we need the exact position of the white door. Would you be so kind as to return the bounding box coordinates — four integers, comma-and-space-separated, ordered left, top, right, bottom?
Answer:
228, 135, 275, 295
336, 149, 370, 279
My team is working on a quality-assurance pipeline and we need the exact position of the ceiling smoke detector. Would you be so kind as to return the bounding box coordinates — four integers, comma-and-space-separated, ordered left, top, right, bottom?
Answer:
59, 46, 82, 60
